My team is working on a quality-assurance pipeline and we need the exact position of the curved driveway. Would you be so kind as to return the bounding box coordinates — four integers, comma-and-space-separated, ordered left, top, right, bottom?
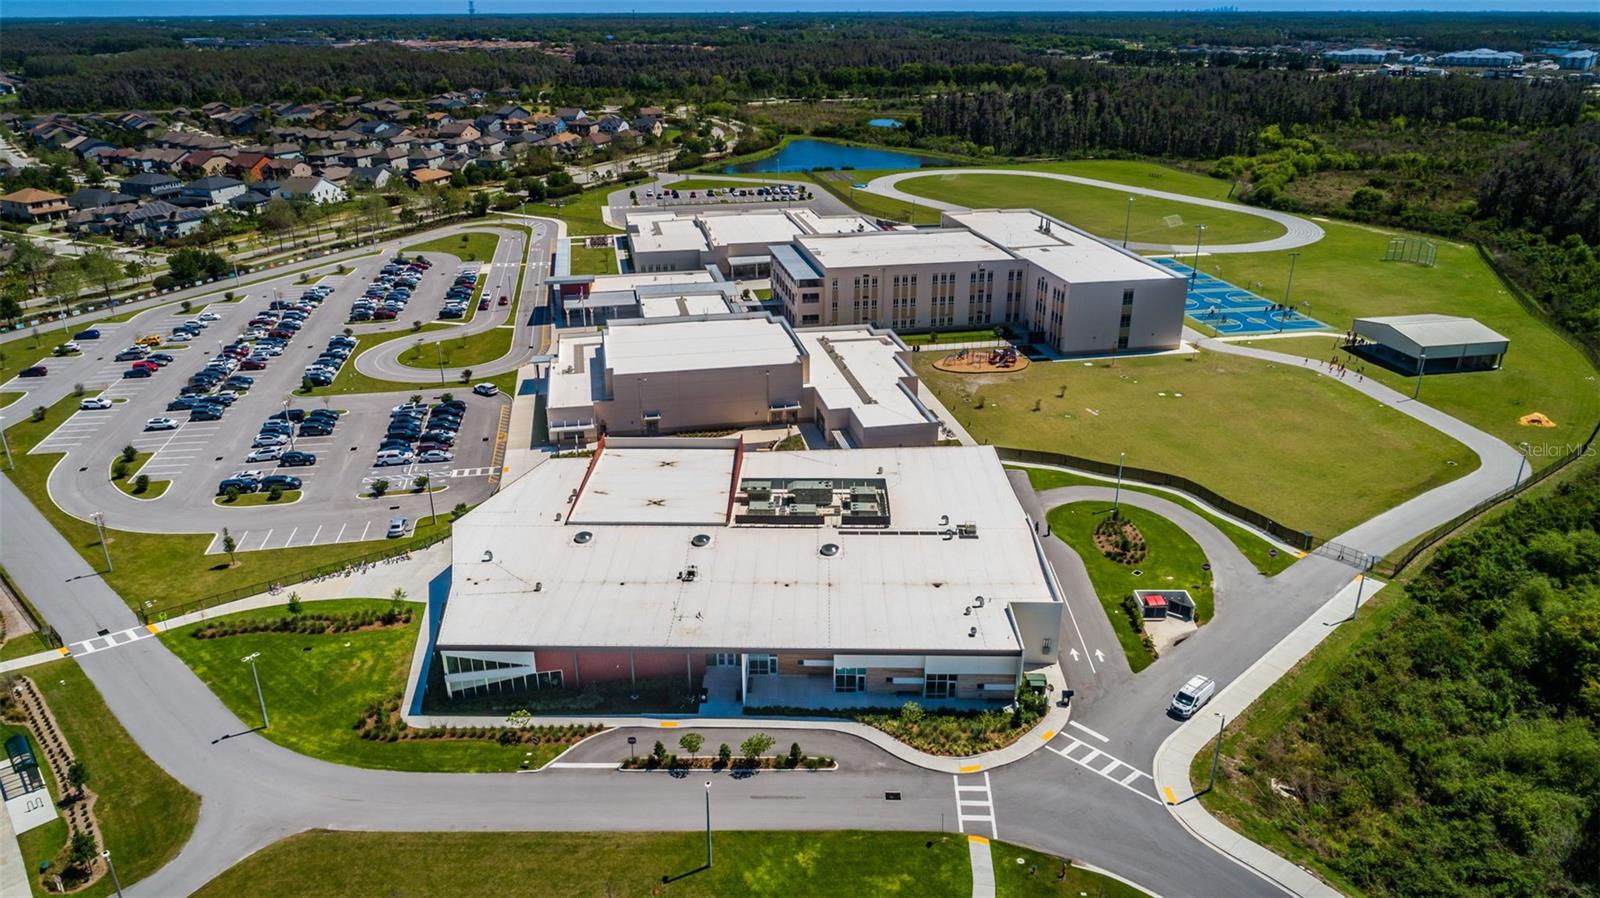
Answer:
354, 220, 558, 382
862, 168, 1325, 253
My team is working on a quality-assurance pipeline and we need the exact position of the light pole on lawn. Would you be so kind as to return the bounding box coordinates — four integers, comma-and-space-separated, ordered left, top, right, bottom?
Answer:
1513, 441, 1531, 493
1190, 224, 1206, 286
1111, 451, 1127, 520
1412, 347, 1427, 399
424, 475, 437, 526
101, 850, 124, 898
1122, 196, 1134, 247
91, 512, 112, 572
1351, 573, 1366, 620
704, 780, 714, 868
434, 339, 445, 384
1207, 712, 1226, 792
242, 651, 269, 728
1278, 251, 1300, 334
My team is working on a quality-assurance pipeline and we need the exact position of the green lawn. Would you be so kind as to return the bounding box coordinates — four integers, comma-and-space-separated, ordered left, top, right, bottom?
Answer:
1015, 466, 1297, 576
0, 629, 50, 660
0, 391, 23, 409
808, 170, 943, 225
1047, 501, 1215, 672
109, 450, 170, 499
396, 325, 518, 372
402, 231, 499, 264
160, 599, 558, 772
3, 395, 458, 612
568, 240, 617, 275
896, 172, 1283, 247
214, 489, 301, 507
915, 348, 1476, 537
0, 330, 62, 386
12, 660, 200, 898
898, 326, 1012, 346
515, 187, 622, 236
189, 829, 1150, 898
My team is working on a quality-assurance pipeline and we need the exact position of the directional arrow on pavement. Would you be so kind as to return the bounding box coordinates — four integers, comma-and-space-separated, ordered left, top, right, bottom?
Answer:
1068, 648, 1080, 662
1094, 649, 1106, 663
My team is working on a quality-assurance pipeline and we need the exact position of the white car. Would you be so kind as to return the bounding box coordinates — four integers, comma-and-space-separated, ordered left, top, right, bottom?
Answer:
198, 311, 221, 321
232, 469, 265, 481
58, 341, 81, 353
472, 382, 499, 397
386, 517, 410, 538
144, 417, 179, 430
245, 446, 284, 462
80, 396, 113, 410
418, 449, 453, 463
251, 434, 289, 448
168, 332, 195, 342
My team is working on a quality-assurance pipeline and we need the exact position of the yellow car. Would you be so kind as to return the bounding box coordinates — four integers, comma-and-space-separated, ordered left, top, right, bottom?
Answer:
135, 334, 162, 347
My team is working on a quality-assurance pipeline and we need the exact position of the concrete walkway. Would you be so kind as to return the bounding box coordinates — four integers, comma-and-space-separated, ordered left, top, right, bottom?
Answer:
0, 647, 66, 674
0, 801, 29, 898
1152, 574, 1380, 898
969, 835, 996, 898
861, 168, 1325, 254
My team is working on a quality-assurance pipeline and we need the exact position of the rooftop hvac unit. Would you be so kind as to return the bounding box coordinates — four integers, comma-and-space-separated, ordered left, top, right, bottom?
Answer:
957, 522, 979, 539
968, 626, 978, 638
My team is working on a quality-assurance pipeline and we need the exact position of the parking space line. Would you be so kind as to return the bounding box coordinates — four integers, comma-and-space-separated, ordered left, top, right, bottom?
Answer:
310, 524, 323, 544
285, 527, 298, 546
359, 521, 370, 541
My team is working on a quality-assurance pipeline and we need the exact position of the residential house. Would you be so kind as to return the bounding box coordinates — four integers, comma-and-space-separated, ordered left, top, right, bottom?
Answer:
275, 176, 346, 204
556, 107, 588, 123
437, 122, 481, 141
121, 201, 207, 240
267, 142, 304, 160
531, 114, 566, 137
493, 105, 532, 121
306, 148, 344, 167
373, 147, 409, 167
633, 113, 664, 138
66, 187, 134, 211
227, 152, 273, 183
597, 114, 631, 135
179, 176, 248, 207
347, 166, 393, 190
319, 166, 352, 187
119, 172, 184, 199
566, 114, 597, 136
0, 188, 70, 222
475, 134, 507, 155
407, 147, 445, 170
539, 131, 584, 156
359, 99, 406, 119
229, 191, 272, 214
113, 111, 162, 134
406, 168, 453, 188
264, 158, 312, 180
180, 151, 233, 177
126, 147, 187, 173
338, 147, 381, 168
585, 130, 615, 149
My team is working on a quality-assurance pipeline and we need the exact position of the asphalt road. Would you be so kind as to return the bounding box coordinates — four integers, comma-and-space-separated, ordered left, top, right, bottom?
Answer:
862, 169, 1326, 254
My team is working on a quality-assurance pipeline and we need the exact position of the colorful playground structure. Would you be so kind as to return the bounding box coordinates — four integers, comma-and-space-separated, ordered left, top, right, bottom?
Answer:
932, 344, 1031, 374
1153, 258, 1328, 336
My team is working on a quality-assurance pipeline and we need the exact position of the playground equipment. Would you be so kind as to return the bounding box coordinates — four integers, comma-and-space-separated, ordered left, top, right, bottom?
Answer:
1383, 236, 1437, 267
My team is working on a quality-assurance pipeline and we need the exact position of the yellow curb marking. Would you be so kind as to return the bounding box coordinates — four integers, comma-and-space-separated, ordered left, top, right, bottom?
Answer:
1163, 786, 1178, 805
146, 624, 161, 635
658, 721, 678, 728
958, 763, 982, 773
57, 647, 71, 656
967, 835, 990, 845
1041, 730, 1056, 741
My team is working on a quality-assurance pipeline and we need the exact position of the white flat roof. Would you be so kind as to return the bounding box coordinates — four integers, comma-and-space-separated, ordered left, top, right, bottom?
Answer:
951, 209, 1179, 283
789, 207, 877, 235
798, 329, 929, 429
603, 316, 801, 377
798, 228, 1013, 269
628, 213, 710, 255
639, 292, 735, 318
699, 211, 800, 248
567, 444, 735, 525
440, 444, 1050, 653
588, 270, 716, 292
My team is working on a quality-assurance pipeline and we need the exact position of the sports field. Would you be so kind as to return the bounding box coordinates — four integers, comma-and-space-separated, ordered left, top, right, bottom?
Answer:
894, 170, 1284, 246
914, 349, 1478, 537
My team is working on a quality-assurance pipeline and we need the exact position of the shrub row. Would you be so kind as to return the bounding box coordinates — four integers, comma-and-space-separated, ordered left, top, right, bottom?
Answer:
190, 607, 411, 639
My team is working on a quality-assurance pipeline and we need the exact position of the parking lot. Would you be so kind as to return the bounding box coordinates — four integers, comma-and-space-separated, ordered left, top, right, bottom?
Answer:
11, 248, 513, 553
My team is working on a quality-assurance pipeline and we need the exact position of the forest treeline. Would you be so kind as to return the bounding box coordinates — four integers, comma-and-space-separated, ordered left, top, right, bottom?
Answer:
1220, 461, 1600, 898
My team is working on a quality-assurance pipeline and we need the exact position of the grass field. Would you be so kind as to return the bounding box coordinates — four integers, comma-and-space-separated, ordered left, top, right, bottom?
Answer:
162, 599, 557, 772
1016, 466, 1297, 576
189, 829, 1148, 898
808, 169, 943, 224
915, 349, 1477, 536
109, 450, 171, 498
895, 172, 1284, 247
12, 660, 200, 898
0, 629, 50, 660
403, 231, 499, 264
214, 489, 301, 507
568, 240, 618, 275
1047, 501, 1215, 671
898, 326, 1012, 346
515, 188, 621, 236
3, 395, 458, 611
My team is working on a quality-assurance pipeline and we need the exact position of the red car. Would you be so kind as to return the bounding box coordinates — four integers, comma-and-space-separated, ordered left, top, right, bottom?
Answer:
478, 298, 489, 311
241, 359, 268, 370
498, 295, 509, 306
132, 360, 160, 372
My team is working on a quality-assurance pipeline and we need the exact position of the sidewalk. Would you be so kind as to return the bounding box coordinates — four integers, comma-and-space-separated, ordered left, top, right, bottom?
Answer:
1, 800, 28, 898
969, 835, 996, 898
406, 663, 1073, 775
1152, 575, 1379, 898
0, 648, 66, 674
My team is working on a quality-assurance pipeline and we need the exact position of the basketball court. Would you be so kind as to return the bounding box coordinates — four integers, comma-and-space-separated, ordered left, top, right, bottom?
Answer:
1154, 257, 1329, 336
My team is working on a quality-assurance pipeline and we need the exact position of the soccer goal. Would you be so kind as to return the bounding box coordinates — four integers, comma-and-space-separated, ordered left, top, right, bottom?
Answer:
1383, 236, 1437, 267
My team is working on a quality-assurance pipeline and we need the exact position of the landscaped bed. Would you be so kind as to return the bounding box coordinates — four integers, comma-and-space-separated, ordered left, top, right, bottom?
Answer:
746, 692, 1049, 757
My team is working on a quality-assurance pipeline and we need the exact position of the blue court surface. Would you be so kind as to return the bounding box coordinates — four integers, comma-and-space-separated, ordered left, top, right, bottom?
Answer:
1154, 258, 1327, 335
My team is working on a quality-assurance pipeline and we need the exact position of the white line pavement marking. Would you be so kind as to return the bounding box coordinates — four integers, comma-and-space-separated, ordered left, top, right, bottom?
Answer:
1050, 737, 1161, 804
1069, 720, 1111, 743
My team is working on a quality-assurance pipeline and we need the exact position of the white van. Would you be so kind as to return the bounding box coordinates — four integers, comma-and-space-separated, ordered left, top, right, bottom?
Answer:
1168, 675, 1216, 718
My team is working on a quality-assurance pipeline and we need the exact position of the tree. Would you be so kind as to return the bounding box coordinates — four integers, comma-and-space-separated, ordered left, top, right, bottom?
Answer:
65, 757, 90, 798
123, 258, 146, 285
360, 194, 393, 238
133, 474, 150, 494
222, 527, 237, 565
7, 237, 51, 295
678, 732, 703, 761
716, 742, 732, 766
739, 732, 774, 762
414, 475, 429, 492
121, 444, 136, 463
48, 261, 84, 322
0, 281, 26, 322
469, 191, 490, 217
30, 405, 46, 422
78, 248, 120, 299
260, 199, 298, 251
787, 741, 804, 767
652, 739, 668, 764
286, 591, 302, 614
67, 829, 97, 872
371, 478, 389, 497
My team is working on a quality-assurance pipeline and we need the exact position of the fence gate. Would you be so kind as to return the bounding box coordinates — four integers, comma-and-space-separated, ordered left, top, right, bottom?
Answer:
1314, 540, 1380, 572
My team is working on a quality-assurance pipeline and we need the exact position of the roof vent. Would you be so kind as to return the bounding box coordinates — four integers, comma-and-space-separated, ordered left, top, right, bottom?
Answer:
691, 533, 712, 547
481, 550, 494, 563
968, 626, 978, 638
572, 530, 594, 545
974, 595, 985, 608
820, 543, 841, 557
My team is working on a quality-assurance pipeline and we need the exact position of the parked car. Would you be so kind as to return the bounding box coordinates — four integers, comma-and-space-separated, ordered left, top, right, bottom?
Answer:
114, 349, 146, 362
251, 433, 289, 448
1168, 675, 1216, 719
472, 382, 499, 397
122, 367, 153, 378
167, 397, 199, 411
279, 451, 317, 467
79, 396, 113, 410
298, 422, 334, 437
54, 341, 80, 355
145, 417, 179, 431
374, 449, 413, 466
246, 446, 285, 462
418, 449, 454, 463
259, 474, 302, 491
19, 366, 47, 378
148, 353, 175, 365
386, 517, 410, 538
191, 406, 224, 422
73, 328, 100, 340
217, 477, 259, 495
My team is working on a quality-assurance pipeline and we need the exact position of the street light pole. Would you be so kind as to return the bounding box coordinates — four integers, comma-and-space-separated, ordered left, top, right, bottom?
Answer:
1412, 347, 1427, 399
704, 781, 713, 868
1207, 713, 1226, 792
0, 419, 14, 469
1111, 451, 1126, 519
434, 340, 445, 384
1122, 196, 1133, 248
425, 476, 437, 526
242, 652, 269, 728
1513, 442, 1530, 493
101, 850, 124, 898
1278, 251, 1300, 334
1190, 224, 1206, 286
1351, 573, 1366, 619
91, 512, 112, 572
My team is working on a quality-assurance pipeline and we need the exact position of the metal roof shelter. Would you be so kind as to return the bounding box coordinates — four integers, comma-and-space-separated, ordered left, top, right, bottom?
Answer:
1352, 314, 1509, 374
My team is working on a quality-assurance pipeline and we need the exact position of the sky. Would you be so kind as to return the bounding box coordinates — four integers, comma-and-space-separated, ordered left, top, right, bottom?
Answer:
4, 0, 1597, 18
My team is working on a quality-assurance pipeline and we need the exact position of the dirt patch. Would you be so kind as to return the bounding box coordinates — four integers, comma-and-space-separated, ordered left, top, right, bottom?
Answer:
932, 347, 1030, 375
1519, 412, 1557, 428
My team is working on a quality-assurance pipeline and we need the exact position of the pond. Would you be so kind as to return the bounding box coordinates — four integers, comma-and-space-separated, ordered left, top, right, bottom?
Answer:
867, 118, 903, 128
723, 139, 947, 173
